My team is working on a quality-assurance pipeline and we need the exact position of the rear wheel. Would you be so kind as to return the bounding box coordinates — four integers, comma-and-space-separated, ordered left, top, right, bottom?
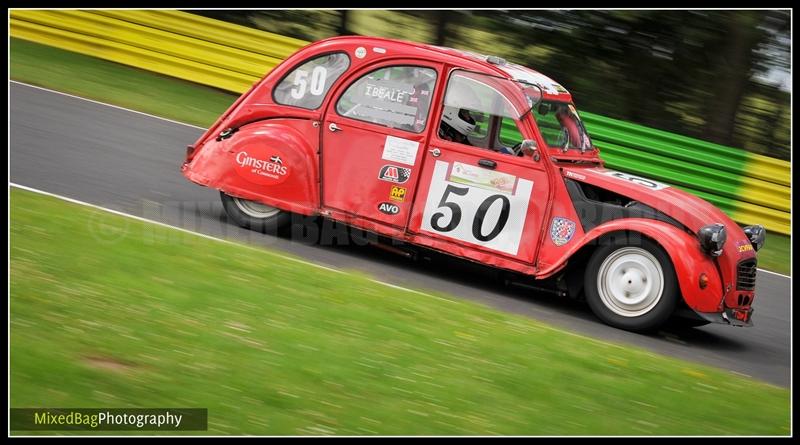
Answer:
220, 191, 290, 233
584, 236, 679, 332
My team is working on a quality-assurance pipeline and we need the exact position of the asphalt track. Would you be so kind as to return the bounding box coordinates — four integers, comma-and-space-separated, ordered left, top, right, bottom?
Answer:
9, 81, 792, 387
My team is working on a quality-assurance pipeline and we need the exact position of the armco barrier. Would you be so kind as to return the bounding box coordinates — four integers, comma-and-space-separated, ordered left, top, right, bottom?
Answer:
10, 10, 302, 92
10, 9, 791, 234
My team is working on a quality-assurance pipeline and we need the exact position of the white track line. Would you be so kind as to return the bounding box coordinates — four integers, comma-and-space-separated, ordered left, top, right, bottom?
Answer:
9, 182, 449, 302
10, 80, 791, 280
10, 80, 207, 130
8, 182, 660, 353
757, 268, 792, 279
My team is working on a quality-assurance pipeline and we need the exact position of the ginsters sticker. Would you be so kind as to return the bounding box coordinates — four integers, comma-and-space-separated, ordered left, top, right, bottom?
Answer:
234, 147, 291, 186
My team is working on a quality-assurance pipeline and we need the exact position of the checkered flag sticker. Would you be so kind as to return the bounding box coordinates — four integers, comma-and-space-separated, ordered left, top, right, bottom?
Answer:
550, 217, 576, 246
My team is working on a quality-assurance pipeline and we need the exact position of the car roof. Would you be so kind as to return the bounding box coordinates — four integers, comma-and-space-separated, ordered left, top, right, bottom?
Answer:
307, 36, 573, 102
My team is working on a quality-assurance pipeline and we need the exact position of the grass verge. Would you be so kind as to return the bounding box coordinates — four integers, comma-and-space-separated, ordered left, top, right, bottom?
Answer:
10, 187, 790, 435
9, 38, 236, 128
756, 231, 791, 276
10, 37, 790, 275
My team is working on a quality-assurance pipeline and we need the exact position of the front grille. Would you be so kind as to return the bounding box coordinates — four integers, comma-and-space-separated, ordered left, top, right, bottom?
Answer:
736, 259, 757, 291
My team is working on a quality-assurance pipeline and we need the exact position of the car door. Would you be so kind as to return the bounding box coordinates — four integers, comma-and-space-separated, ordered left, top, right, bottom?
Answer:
321, 61, 441, 227
408, 70, 550, 265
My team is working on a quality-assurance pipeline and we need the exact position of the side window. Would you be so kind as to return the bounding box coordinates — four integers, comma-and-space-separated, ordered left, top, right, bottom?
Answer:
439, 70, 525, 156
531, 103, 565, 146
336, 66, 437, 133
273, 53, 350, 109
532, 102, 592, 150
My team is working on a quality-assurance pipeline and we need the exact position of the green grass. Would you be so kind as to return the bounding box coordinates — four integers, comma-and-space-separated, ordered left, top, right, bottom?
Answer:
10, 37, 790, 275
9, 188, 790, 435
756, 231, 791, 276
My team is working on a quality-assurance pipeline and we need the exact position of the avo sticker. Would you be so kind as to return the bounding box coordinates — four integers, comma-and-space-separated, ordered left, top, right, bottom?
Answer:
378, 202, 400, 215
234, 147, 290, 186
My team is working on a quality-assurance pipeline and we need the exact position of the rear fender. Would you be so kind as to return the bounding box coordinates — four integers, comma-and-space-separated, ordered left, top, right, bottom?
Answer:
539, 218, 724, 313
182, 120, 319, 215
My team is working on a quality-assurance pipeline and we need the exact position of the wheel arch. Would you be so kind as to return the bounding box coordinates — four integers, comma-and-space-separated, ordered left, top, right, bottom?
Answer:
182, 119, 320, 215
543, 218, 724, 313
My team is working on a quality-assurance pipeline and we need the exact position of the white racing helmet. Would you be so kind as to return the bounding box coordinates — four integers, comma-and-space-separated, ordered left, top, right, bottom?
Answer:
441, 106, 477, 138
441, 77, 483, 141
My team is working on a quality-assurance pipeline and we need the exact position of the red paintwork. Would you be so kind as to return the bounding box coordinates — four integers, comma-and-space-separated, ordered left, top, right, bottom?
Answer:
537, 218, 725, 313
184, 119, 319, 214
181, 36, 757, 322
556, 165, 756, 313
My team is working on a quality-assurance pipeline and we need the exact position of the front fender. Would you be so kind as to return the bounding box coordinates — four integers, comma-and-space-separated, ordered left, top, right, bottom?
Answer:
539, 218, 724, 313
182, 119, 319, 215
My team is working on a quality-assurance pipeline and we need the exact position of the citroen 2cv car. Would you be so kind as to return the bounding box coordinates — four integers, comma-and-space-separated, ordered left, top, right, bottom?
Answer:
182, 36, 765, 332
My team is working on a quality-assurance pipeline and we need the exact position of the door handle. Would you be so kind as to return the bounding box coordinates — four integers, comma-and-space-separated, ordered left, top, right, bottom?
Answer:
328, 123, 342, 132
478, 159, 497, 169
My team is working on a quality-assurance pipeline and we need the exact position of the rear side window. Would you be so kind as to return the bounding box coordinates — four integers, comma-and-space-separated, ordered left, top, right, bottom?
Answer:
336, 66, 437, 133
273, 52, 350, 109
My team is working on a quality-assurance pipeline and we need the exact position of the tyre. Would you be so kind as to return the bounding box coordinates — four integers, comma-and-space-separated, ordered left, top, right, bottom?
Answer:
584, 235, 679, 332
219, 191, 290, 233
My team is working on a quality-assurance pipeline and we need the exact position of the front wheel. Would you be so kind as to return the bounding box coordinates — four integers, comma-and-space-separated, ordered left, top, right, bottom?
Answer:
584, 236, 679, 332
220, 191, 290, 233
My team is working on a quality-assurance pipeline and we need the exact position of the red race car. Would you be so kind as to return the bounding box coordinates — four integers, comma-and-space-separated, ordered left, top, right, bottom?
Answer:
182, 36, 764, 332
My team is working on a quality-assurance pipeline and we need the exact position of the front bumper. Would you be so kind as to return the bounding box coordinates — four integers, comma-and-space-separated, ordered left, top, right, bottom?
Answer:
694, 307, 754, 327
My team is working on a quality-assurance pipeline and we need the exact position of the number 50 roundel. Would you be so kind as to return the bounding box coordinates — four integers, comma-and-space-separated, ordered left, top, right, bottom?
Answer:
420, 160, 533, 256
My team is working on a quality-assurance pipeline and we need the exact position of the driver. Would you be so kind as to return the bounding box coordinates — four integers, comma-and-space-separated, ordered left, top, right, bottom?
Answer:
439, 107, 521, 156
439, 106, 477, 145
437, 82, 520, 156
439, 82, 482, 147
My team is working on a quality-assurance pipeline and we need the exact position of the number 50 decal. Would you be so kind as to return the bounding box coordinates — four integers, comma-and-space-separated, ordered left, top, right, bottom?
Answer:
290, 66, 328, 99
431, 185, 511, 242
599, 169, 670, 190
421, 161, 533, 256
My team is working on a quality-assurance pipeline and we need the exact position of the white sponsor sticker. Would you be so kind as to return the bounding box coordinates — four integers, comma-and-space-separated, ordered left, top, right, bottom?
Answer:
373, 47, 387, 54
564, 170, 586, 181
421, 161, 533, 256
598, 169, 670, 190
382, 135, 420, 166
450, 162, 516, 194
355, 47, 367, 59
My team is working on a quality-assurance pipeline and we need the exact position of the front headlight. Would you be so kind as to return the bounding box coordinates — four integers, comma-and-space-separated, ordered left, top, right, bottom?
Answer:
698, 223, 727, 257
743, 224, 766, 251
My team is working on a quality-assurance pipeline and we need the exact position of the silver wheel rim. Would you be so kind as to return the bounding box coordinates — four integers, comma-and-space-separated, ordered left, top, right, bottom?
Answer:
232, 197, 281, 219
597, 247, 664, 318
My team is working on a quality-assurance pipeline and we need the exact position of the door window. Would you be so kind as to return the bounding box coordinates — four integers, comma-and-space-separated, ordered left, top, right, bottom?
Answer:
438, 70, 527, 156
336, 66, 437, 133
